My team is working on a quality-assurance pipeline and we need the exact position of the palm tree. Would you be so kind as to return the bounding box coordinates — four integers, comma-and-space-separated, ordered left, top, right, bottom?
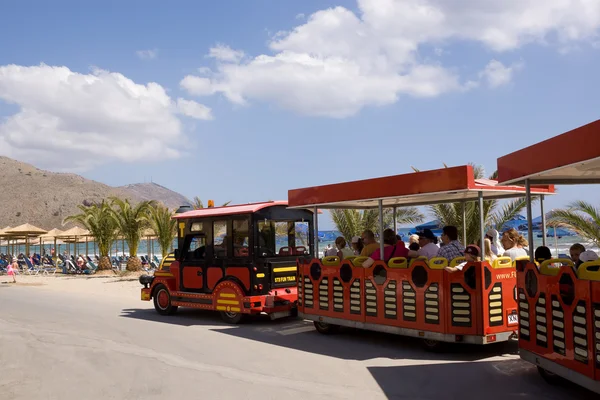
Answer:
148, 203, 177, 258
63, 200, 119, 271
548, 201, 600, 246
110, 197, 156, 271
415, 164, 536, 245
192, 196, 231, 209
330, 208, 424, 243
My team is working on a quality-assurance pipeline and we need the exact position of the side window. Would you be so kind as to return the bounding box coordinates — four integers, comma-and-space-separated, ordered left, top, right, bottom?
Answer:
295, 221, 309, 252
185, 235, 206, 260
275, 221, 290, 255
233, 219, 249, 257
213, 220, 228, 258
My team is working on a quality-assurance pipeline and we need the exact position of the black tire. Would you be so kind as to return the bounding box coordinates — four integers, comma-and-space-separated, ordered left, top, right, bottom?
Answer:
537, 366, 562, 385
313, 321, 339, 334
220, 311, 244, 324
153, 284, 178, 316
421, 338, 446, 352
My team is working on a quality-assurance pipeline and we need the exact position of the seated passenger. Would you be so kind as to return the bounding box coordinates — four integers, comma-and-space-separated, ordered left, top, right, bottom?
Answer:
437, 226, 465, 260
485, 228, 504, 256
409, 229, 438, 259
359, 230, 380, 257
577, 250, 599, 271
351, 236, 363, 255
481, 238, 497, 263
500, 228, 528, 260
334, 237, 354, 260
570, 243, 585, 266
408, 234, 420, 251
362, 228, 409, 268
444, 245, 480, 272
534, 246, 552, 264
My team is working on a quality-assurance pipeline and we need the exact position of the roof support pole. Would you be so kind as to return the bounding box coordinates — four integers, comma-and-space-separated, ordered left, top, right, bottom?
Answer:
313, 206, 319, 258
378, 200, 384, 260
525, 179, 534, 262
479, 192, 485, 262
462, 201, 467, 245
393, 206, 397, 236
540, 195, 547, 246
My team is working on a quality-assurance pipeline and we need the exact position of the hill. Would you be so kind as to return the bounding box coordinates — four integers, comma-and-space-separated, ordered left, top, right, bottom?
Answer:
0, 156, 192, 230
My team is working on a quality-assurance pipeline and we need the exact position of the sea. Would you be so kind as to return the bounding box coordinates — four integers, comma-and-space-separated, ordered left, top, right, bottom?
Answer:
4, 227, 596, 261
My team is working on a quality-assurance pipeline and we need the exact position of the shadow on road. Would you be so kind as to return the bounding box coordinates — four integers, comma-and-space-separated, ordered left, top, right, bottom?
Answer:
367, 361, 597, 400
120, 307, 224, 327
120, 307, 517, 362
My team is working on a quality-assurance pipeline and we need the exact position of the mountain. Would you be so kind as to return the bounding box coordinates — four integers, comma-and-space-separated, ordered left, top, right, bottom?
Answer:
0, 156, 192, 230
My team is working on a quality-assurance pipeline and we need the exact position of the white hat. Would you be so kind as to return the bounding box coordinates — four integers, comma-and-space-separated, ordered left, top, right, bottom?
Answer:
579, 250, 598, 263
351, 236, 360, 244
486, 228, 499, 238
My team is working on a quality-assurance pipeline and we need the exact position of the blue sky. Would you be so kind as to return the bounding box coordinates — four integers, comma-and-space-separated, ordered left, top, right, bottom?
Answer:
1, 0, 600, 230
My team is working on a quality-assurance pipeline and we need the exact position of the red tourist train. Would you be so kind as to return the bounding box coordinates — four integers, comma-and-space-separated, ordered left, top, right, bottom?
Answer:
140, 201, 314, 323
287, 165, 553, 349
497, 118, 600, 394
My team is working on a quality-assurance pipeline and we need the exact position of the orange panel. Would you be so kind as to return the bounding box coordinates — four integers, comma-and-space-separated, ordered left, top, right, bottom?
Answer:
443, 262, 480, 336
479, 262, 519, 336
517, 262, 596, 379
288, 166, 473, 208
590, 280, 600, 381
497, 119, 600, 184
207, 267, 224, 291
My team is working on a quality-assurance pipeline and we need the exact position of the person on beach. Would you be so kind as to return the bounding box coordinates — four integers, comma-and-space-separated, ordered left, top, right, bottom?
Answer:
7, 257, 17, 283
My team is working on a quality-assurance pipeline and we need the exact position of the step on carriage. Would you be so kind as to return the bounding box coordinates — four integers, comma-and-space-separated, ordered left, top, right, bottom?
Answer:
139, 201, 314, 323
287, 165, 554, 349
497, 119, 600, 394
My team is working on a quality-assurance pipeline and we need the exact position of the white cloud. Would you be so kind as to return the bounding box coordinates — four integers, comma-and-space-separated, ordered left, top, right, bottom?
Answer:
136, 49, 158, 60
0, 64, 212, 172
295, 13, 305, 20
176, 98, 213, 120
181, 0, 600, 117
479, 60, 523, 88
207, 44, 244, 63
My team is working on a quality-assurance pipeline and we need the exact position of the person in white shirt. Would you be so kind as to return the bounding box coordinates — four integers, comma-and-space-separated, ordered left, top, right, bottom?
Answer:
485, 228, 504, 256
408, 229, 439, 259
500, 228, 529, 260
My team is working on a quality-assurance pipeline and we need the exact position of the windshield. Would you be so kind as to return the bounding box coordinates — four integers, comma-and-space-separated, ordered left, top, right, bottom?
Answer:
257, 220, 310, 257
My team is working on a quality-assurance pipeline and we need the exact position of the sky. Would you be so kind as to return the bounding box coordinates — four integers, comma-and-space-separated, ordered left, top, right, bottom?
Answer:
1, 0, 600, 230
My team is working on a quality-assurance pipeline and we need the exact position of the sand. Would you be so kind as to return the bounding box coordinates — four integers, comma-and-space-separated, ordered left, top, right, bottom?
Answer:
0, 270, 147, 300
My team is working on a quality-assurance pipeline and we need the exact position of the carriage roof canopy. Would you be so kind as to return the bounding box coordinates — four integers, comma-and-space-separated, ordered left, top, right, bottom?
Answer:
497, 119, 600, 185
287, 165, 554, 209
173, 201, 289, 220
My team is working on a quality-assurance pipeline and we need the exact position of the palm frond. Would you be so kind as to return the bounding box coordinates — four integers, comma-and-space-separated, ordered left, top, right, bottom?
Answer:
549, 202, 600, 245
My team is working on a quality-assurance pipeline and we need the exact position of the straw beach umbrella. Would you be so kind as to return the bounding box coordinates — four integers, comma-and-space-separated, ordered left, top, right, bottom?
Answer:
39, 228, 65, 265
57, 226, 90, 256
6, 224, 48, 256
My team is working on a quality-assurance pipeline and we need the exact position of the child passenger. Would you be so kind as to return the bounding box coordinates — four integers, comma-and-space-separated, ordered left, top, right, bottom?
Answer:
444, 245, 480, 273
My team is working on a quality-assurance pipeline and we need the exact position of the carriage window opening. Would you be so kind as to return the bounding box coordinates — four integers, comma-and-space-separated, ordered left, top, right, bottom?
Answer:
186, 235, 206, 260
213, 220, 228, 258
295, 221, 309, 248
233, 219, 249, 257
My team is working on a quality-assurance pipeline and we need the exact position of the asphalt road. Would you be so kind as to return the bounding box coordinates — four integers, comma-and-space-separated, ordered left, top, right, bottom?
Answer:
0, 283, 596, 400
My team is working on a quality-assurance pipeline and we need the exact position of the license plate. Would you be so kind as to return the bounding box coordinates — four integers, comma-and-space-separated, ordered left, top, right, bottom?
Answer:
507, 311, 518, 325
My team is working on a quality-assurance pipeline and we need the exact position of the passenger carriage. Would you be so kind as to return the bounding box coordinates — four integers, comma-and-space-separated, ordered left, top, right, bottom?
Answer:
287, 165, 554, 349
139, 201, 314, 323
497, 119, 600, 394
